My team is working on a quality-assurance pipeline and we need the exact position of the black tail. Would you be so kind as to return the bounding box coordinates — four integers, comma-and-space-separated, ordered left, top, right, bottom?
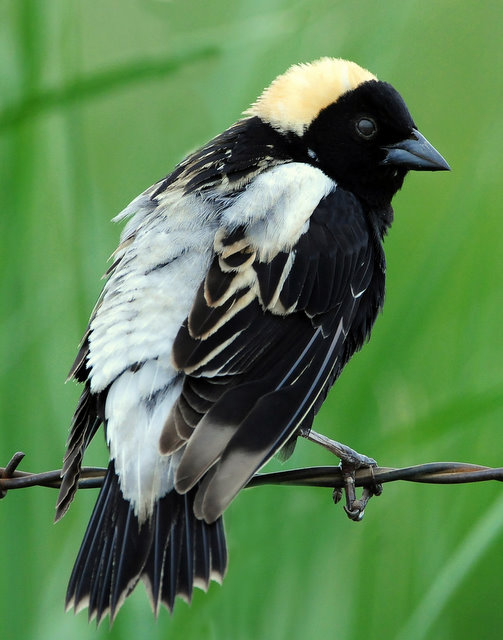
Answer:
66, 462, 227, 623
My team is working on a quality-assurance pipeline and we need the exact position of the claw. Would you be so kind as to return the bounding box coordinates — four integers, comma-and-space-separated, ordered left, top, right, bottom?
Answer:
340, 462, 382, 521
332, 487, 343, 505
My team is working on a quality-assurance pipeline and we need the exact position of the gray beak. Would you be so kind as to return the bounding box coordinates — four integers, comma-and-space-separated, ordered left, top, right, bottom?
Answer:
381, 128, 450, 171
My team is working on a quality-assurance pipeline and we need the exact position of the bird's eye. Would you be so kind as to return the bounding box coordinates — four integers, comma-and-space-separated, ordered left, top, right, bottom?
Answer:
355, 117, 377, 139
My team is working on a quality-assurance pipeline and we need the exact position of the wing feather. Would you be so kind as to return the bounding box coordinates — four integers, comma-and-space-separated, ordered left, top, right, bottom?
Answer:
195, 324, 345, 522
161, 186, 380, 522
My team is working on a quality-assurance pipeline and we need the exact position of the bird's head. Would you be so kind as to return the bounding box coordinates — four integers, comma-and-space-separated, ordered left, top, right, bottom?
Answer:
246, 58, 449, 207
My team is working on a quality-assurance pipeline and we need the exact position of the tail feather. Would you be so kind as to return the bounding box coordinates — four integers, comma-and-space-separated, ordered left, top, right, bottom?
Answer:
164, 501, 185, 611
69, 470, 117, 613
208, 514, 228, 579
172, 494, 195, 605
56, 385, 101, 522
66, 462, 227, 623
142, 497, 170, 611
193, 517, 211, 590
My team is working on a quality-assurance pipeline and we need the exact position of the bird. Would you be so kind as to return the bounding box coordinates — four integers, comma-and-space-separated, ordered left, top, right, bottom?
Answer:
55, 57, 449, 623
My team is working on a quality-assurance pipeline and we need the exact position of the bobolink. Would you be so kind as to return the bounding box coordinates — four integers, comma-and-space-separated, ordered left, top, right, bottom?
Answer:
56, 57, 449, 622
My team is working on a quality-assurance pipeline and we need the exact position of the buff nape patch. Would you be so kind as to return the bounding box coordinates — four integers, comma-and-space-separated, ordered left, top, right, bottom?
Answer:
246, 57, 377, 136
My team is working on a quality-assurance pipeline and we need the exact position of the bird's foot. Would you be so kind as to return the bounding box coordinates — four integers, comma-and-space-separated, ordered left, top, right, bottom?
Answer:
302, 429, 382, 521
332, 461, 382, 521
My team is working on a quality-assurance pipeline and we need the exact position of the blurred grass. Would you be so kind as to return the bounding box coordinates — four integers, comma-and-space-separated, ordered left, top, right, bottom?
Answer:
1, 1, 503, 639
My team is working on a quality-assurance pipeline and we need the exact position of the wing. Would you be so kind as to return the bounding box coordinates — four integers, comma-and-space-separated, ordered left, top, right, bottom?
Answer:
160, 186, 380, 523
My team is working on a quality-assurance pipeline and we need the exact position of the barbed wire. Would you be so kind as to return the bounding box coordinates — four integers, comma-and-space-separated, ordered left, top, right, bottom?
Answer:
1, 451, 503, 501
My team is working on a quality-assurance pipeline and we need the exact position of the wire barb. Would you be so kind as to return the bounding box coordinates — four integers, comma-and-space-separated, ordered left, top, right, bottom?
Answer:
0, 452, 26, 499
1, 454, 503, 501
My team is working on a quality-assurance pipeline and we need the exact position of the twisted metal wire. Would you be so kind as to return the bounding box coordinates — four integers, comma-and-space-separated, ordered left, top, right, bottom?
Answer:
2, 451, 502, 500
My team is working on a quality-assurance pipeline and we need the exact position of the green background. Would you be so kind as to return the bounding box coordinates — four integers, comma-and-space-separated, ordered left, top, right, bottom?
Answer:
1, 1, 503, 639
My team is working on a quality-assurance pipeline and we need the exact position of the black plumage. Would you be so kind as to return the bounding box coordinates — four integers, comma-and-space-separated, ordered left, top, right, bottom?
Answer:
56, 58, 449, 623
66, 462, 227, 621
169, 188, 382, 516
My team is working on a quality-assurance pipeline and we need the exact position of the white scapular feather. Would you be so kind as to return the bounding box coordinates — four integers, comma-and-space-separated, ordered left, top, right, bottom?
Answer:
221, 163, 335, 260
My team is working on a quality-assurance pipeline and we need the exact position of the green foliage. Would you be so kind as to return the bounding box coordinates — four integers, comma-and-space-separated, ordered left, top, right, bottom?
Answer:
1, 1, 503, 638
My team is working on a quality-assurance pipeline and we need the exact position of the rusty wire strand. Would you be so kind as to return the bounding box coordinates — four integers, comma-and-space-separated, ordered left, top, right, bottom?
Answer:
1, 451, 502, 500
